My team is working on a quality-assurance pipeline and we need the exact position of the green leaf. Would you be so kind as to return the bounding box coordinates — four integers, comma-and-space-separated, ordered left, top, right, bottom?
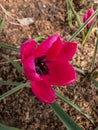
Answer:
91, 77, 98, 88
0, 123, 21, 130
74, 66, 85, 75
2, 55, 23, 72
0, 18, 4, 33
91, 32, 98, 71
50, 102, 82, 130
82, 22, 95, 46
0, 43, 19, 52
0, 81, 22, 86
68, 9, 73, 25
66, 0, 73, 25
68, 0, 84, 39
0, 82, 29, 101
92, 71, 98, 79
56, 91, 95, 125
34, 36, 45, 42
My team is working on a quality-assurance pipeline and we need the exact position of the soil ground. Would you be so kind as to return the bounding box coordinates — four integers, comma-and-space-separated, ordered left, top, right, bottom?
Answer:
0, 0, 98, 130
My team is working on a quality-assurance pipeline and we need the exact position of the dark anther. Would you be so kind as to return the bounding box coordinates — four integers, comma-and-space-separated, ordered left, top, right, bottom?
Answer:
35, 55, 49, 76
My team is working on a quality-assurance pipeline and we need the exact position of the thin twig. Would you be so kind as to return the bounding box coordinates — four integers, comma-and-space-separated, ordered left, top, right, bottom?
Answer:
0, 4, 16, 19
0, 4, 23, 26
9, 22, 23, 26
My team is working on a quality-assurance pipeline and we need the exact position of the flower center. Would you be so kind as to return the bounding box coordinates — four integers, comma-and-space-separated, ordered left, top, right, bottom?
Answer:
35, 55, 49, 76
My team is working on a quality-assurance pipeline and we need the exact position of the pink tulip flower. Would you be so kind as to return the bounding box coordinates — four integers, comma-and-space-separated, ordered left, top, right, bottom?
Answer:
83, 9, 94, 28
20, 34, 77, 104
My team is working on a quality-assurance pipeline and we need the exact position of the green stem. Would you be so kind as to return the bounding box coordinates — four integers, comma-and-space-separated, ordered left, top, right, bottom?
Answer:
66, 0, 73, 25
82, 21, 96, 46
91, 30, 98, 71
0, 17, 5, 33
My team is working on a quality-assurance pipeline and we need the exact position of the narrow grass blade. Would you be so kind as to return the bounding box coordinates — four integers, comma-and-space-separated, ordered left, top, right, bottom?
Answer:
0, 81, 22, 86
92, 71, 98, 79
91, 31, 98, 71
74, 66, 85, 75
0, 43, 19, 52
63, 8, 98, 41
68, 0, 84, 38
0, 18, 4, 33
56, 91, 95, 125
68, 0, 82, 27
66, 0, 73, 25
91, 77, 98, 88
50, 102, 82, 130
0, 123, 21, 130
68, 9, 73, 25
82, 22, 96, 46
0, 82, 29, 101
2, 55, 23, 72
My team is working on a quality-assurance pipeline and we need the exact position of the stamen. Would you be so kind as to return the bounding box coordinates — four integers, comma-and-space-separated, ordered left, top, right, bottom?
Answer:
35, 55, 49, 76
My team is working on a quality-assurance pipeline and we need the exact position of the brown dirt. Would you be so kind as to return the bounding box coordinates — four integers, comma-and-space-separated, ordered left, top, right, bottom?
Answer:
0, 0, 98, 130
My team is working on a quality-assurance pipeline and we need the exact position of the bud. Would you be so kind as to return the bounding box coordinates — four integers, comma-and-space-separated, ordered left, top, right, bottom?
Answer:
83, 9, 94, 28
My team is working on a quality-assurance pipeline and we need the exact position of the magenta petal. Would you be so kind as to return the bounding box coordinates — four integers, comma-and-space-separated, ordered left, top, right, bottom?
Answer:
83, 13, 87, 23
44, 60, 76, 86
33, 34, 61, 57
31, 80, 56, 104
20, 39, 36, 62
23, 56, 41, 81
57, 42, 77, 61
46, 36, 63, 59
83, 9, 94, 28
